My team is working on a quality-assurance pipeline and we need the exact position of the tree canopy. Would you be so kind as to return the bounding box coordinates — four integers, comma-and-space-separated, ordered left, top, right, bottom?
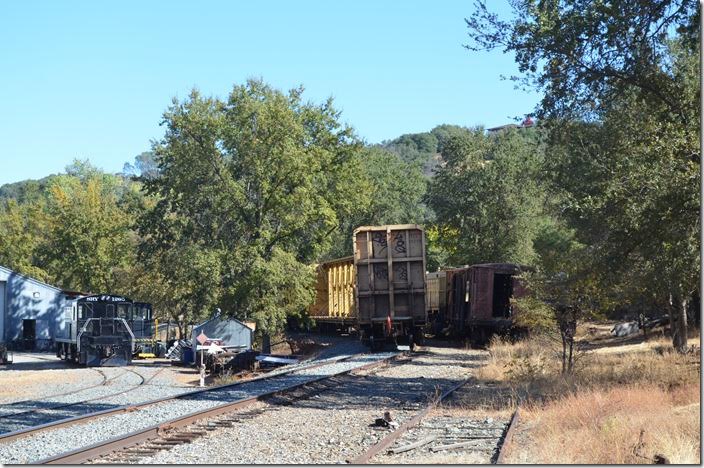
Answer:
138, 80, 367, 335
426, 127, 546, 267
466, 0, 700, 352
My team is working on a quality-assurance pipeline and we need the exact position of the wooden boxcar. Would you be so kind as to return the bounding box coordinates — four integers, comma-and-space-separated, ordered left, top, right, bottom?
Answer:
427, 263, 527, 345
353, 224, 427, 348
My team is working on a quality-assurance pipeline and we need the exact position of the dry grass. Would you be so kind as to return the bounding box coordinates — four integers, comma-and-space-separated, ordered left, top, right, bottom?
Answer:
509, 385, 700, 464
476, 326, 701, 464
477, 333, 700, 404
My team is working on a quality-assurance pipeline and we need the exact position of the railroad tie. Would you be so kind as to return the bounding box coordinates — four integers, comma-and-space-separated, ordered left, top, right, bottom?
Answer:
431, 440, 490, 452
389, 435, 438, 454
212, 420, 234, 427
147, 440, 183, 447
166, 435, 200, 442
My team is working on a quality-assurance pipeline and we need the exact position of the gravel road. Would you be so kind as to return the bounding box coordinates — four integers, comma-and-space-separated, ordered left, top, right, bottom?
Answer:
0, 352, 396, 464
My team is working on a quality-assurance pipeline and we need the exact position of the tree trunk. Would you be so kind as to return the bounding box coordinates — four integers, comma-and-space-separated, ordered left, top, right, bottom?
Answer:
561, 336, 567, 373
262, 333, 271, 354
175, 318, 184, 340
671, 297, 689, 354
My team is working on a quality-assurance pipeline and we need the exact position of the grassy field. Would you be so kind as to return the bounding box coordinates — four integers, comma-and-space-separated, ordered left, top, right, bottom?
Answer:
474, 324, 700, 464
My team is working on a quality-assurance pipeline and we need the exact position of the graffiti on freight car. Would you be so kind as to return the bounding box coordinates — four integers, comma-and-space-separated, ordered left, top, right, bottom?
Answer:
393, 232, 407, 254
395, 264, 408, 281
373, 264, 388, 280
372, 231, 388, 255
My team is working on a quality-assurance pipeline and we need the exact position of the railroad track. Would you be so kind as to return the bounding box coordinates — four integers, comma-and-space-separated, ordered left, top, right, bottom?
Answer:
349, 380, 520, 464
0, 352, 402, 464
0, 367, 169, 435
89, 375, 365, 464
0, 367, 110, 416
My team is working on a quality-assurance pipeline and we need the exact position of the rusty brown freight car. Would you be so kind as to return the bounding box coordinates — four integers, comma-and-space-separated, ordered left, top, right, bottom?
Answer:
432, 263, 527, 345
353, 224, 427, 349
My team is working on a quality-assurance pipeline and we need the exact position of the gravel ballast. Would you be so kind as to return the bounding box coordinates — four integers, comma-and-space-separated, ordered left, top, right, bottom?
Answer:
0, 364, 195, 435
132, 346, 487, 465
0, 352, 396, 464
0, 354, 106, 405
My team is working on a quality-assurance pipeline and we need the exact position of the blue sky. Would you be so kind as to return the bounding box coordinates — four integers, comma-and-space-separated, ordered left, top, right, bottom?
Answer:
0, 1, 540, 185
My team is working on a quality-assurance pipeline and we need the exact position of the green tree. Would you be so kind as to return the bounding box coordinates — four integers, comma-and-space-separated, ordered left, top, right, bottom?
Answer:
124, 243, 222, 338
123, 151, 160, 180
426, 127, 545, 266
325, 147, 429, 259
466, 0, 698, 122
466, 0, 700, 352
0, 199, 48, 280
139, 79, 365, 336
41, 174, 135, 292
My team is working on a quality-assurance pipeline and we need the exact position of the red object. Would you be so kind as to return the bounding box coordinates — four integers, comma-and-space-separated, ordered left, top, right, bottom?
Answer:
386, 315, 392, 334
196, 331, 208, 345
522, 116, 534, 127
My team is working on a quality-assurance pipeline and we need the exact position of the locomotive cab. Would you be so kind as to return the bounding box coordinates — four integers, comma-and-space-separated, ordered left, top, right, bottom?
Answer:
56, 295, 144, 366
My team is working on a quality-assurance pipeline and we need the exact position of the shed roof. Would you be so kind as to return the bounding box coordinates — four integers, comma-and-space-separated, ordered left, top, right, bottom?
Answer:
193, 313, 252, 331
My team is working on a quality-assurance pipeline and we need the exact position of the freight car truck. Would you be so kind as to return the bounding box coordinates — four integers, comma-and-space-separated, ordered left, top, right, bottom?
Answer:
353, 225, 427, 350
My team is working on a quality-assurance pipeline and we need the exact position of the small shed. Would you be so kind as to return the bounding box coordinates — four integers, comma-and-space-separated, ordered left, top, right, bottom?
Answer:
190, 314, 253, 364
0, 265, 71, 351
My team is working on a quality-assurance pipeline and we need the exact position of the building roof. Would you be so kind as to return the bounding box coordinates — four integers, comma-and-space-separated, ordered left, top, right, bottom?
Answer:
0, 265, 65, 294
487, 116, 535, 133
192, 313, 252, 331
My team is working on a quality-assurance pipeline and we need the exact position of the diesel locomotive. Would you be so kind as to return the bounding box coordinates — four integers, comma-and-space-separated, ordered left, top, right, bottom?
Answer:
55, 294, 153, 366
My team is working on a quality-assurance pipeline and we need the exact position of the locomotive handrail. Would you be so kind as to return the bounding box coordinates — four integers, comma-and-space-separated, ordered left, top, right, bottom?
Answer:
75, 318, 99, 354
117, 318, 136, 354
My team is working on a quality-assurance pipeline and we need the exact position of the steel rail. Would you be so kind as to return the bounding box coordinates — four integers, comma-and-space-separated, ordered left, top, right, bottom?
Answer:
0, 368, 110, 414
0, 352, 396, 445
37, 353, 404, 464
0, 367, 167, 433
348, 377, 471, 464
494, 408, 521, 464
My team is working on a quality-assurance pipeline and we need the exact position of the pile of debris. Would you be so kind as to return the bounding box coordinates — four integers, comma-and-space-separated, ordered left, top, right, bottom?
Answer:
286, 338, 324, 356
166, 339, 192, 361
207, 349, 259, 375
610, 316, 669, 337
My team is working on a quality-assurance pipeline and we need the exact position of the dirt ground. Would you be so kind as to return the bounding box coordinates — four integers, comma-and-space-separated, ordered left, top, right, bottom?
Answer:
0, 353, 197, 404
0, 353, 96, 402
